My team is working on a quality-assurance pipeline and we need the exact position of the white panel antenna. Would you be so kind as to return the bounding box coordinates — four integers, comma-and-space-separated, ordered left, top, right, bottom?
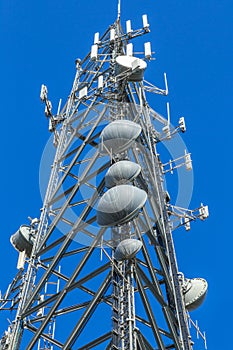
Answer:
40, 84, 48, 102
17, 251, 26, 270
94, 32, 100, 44
184, 217, 191, 231
48, 118, 53, 132
185, 150, 192, 171
126, 20, 132, 35
199, 204, 209, 220
91, 44, 98, 61
79, 86, 88, 99
126, 43, 133, 56
110, 28, 115, 42
144, 42, 152, 59
142, 14, 150, 31
98, 75, 104, 90
179, 117, 186, 132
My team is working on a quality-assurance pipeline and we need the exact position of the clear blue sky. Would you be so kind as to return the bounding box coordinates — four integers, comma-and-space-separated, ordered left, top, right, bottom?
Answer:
0, 1, 232, 349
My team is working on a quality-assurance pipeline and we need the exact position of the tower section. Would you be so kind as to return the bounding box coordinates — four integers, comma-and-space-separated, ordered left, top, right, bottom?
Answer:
0, 7, 208, 350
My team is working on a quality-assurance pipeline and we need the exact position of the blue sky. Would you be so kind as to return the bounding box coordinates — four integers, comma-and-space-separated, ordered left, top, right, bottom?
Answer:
0, 0, 232, 348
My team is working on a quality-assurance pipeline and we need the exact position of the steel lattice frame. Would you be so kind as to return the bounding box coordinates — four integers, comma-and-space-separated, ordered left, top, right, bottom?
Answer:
0, 11, 206, 350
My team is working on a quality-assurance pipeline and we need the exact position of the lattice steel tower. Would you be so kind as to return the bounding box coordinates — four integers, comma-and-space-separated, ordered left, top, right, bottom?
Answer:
0, 2, 209, 349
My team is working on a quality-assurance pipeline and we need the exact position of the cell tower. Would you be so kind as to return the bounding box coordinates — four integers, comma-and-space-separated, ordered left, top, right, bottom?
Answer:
0, 2, 209, 349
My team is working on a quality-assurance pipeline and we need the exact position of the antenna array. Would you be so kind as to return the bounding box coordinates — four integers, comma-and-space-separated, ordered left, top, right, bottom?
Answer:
0, 6, 208, 350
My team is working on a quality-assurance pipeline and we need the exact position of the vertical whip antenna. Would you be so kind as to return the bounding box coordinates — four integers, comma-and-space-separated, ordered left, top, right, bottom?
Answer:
117, 0, 121, 21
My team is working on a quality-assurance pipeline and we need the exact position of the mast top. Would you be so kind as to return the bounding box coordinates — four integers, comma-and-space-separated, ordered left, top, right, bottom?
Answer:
117, 0, 121, 21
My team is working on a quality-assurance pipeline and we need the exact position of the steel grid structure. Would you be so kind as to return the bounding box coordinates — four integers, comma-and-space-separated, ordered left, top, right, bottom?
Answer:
0, 4, 208, 350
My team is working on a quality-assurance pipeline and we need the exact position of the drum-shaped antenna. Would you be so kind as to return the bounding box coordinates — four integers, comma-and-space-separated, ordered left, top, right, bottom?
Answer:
116, 55, 147, 81
183, 278, 208, 311
105, 160, 141, 188
97, 184, 147, 227
100, 120, 141, 155
115, 238, 142, 261
10, 225, 35, 257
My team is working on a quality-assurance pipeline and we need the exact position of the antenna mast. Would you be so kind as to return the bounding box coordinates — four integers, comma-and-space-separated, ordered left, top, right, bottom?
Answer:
117, 0, 121, 20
